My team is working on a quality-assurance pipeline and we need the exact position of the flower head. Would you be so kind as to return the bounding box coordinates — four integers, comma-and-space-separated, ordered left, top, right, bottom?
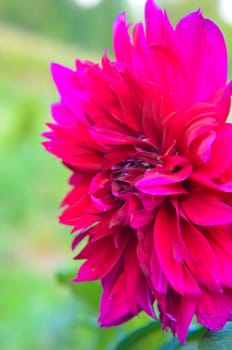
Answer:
44, 0, 232, 342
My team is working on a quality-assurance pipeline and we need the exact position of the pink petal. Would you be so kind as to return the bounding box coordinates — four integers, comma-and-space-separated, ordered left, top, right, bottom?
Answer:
154, 205, 201, 296
192, 130, 216, 164
181, 192, 232, 226
197, 288, 232, 331
74, 235, 127, 281
195, 124, 232, 178
130, 209, 154, 229
166, 291, 198, 343
181, 220, 221, 291
176, 11, 227, 102
211, 81, 232, 123
205, 226, 232, 288
51, 103, 76, 126
132, 23, 156, 81
109, 79, 142, 131
51, 63, 88, 123
124, 238, 141, 313
136, 182, 188, 196
113, 13, 132, 65
145, 0, 175, 47
154, 204, 184, 294
142, 93, 162, 146
135, 165, 191, 195
137, 274, 156, 318
175, 296, 198, 343
149, 45, 186, 109
165, 103, 218, 151
150, 248, 168, 294
60, 196, 93, 225
99, 264, 138, 326
89, 126, 137, 148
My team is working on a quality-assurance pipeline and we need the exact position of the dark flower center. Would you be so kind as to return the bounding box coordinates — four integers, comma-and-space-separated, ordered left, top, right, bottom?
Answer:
110, 138, 190, 199
111, 153, 163, 197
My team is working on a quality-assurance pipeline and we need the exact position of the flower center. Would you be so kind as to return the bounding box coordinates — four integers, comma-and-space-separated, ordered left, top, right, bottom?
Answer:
111, 153, 163, 197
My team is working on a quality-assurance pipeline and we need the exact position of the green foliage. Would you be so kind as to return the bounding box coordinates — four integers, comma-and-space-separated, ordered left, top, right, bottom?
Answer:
199, 323, 232, 350
112, 322, 166, 350
57, 268, 207, 350
0, 267, 77, 350
57, 267, 167, 350
0, 0, 128, 52
57, 267, 102, 312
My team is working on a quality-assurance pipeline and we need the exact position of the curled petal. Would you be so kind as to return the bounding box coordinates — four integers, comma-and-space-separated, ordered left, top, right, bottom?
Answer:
135, 165, 191, 195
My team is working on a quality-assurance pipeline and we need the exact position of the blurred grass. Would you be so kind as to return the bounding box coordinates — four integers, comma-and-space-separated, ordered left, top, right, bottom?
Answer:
0, 22, 98, 350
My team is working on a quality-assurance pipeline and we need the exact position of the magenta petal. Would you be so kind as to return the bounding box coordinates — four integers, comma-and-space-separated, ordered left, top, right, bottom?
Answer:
89, 126, 136, 147
145, 0, 175, 47
109, 80, 142, 132
124, 238, 141, 313
51, 103, 76, 126
205, 226, 232, 288
181, 193, 232, 226
71, 213, 97, 235
99, 264, 137, 326
142, 94, 162, 145
89, 172, 109, 194
197, 288, 232, 331
195, 124, 232, 178
154, 205, 201, 296
113, 13, 132, 65
154, 205, 185, 294
51, 63, 88, 123
150, 248, 168, 294
51, 63, 75, 94
132, 23, 156, 81
136, 166, 191, 186
176, 10, 227, 102
175, 296, 197, 343
136, 183, 188, 196
167, 292, 198, 343
74, 235, 127, 281
181, 220, 221, 291
135, 165, 191, 195
130, 209, 154, 229
212, 81, 232, 123
137, 274, 156, 318
193, 130, 216, 164
60, 196, 93, 225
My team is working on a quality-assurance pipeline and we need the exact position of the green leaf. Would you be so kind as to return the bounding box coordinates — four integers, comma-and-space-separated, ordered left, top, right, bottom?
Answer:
198, 322, 232, 350
56, 267, 101, 312
159, 327, 205, 350
113, 321, 165, 350
158, 338, 180, 350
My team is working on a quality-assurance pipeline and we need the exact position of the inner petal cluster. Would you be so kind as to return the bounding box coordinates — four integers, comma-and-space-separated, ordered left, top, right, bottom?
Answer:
111, 143, 160, 197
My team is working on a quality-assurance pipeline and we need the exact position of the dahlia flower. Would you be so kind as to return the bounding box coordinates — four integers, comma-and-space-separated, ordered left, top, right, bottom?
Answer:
44, 0, 232, 343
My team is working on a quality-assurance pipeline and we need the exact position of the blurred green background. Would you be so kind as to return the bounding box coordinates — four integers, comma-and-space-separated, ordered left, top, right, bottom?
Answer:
1, 0, 232, 349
